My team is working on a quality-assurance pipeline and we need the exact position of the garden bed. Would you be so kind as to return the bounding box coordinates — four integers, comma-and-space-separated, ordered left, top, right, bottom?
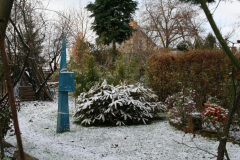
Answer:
169, 119, 240, 145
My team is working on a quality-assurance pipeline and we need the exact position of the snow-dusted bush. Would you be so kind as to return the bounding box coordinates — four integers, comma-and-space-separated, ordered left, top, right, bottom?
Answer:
165, 87, 197, 125
74, 80, 166, 126
203, 102, 228, 129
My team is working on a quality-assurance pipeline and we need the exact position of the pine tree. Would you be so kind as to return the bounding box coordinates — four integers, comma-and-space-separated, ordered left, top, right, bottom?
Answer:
23, 16, 45, 64
86, 0, 138, 52
16, 2, 45, 65
204, 33, 216, 50
194, 37, 204, 50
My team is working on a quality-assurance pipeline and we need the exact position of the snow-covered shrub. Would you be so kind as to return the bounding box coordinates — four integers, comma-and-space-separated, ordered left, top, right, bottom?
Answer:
165, 87, 196, 125
203, 102, 228, 129
74, 80, 166, 126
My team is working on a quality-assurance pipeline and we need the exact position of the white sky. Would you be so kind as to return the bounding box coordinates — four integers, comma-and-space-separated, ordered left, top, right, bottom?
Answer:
42, 0, 240, 47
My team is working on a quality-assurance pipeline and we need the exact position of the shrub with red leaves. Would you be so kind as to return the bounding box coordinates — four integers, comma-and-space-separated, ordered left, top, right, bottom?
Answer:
202, 102, 228, 128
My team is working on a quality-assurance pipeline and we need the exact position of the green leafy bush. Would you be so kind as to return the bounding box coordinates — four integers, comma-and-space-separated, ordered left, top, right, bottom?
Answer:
74, 80, 166, 126
110, 54, 141, 85
69, 54, 99, 97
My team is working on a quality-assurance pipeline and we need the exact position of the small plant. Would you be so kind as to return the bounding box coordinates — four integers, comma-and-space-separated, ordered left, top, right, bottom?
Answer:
74, 80, 166, 126
202, 102, 228, 129
0, 97, 20, 138
206, 96, 223, 106
165, 87, 196, 125
0, 96, 20, 159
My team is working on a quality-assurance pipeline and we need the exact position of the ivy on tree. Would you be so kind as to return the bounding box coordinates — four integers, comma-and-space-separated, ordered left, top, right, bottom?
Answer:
86, 0, 138, 52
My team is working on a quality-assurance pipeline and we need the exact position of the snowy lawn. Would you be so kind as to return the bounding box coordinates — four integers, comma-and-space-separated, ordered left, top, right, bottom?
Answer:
5, 97, 240, 160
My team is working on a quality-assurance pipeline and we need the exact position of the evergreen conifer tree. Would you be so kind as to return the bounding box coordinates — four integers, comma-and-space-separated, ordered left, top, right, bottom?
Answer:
204, 33, 216, 50
23, 17, 45, 64
16, 2, 45, 65
86, 0, 138, 53
194, 38, 204, 50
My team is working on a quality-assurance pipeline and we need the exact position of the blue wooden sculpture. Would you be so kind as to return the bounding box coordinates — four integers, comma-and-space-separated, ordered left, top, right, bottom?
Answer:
57, 34, 75, 133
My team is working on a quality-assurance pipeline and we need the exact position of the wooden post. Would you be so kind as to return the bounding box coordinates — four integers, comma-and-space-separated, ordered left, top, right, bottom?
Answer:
0, 32, 25, 160
188, 116, 202, 133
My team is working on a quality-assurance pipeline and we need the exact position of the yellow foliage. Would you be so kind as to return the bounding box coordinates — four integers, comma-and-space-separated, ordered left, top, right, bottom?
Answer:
69, 32, 90, 65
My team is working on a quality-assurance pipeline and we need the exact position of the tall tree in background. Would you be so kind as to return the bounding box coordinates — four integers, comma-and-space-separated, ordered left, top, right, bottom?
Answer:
141, 0, 205, 50
67, 6, 93, 41
6, 0, 47, 66
204, 33, 216, 50
18, 3, 45, 64
86, 0, 138, 55
194, 37, 204, 50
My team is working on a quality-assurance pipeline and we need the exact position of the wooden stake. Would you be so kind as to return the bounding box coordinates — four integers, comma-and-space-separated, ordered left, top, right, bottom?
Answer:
0, 32, 25, 160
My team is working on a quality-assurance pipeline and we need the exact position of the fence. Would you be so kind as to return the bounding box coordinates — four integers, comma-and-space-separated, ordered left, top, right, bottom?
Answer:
0, 82, 7, 97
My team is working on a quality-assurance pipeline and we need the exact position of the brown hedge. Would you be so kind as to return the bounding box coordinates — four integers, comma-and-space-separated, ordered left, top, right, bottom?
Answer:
146, 50, 240, 110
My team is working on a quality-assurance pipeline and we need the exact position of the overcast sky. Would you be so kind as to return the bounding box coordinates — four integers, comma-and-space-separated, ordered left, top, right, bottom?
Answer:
42, 0, 240, 47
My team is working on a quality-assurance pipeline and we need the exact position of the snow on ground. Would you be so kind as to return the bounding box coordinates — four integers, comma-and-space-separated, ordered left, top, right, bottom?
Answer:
5, 96, 240, 160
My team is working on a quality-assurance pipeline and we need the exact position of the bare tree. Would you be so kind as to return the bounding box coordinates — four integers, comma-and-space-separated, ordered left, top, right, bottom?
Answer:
67, 6, 93, 41
2, 0, 73, 101
175, 4, 206, 49
140, 0, 205, 50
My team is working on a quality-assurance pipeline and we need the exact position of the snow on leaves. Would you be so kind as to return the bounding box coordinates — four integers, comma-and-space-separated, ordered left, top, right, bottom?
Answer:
74, 80, 166, 126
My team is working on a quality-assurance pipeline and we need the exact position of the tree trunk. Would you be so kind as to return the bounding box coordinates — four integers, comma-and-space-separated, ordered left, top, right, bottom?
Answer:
0, 33, 25, 160
198, 1, 240, 159
198, 0, 240, 72
112, 40, 117, 62
0, 1, 25, 160
217, 85, 240, 160
0, 0, 14, 39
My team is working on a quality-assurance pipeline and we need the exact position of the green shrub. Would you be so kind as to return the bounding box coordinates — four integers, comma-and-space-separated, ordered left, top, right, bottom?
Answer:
69, 54, 99, 97
74, 80, 166, 126
111, 53, 142, 85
